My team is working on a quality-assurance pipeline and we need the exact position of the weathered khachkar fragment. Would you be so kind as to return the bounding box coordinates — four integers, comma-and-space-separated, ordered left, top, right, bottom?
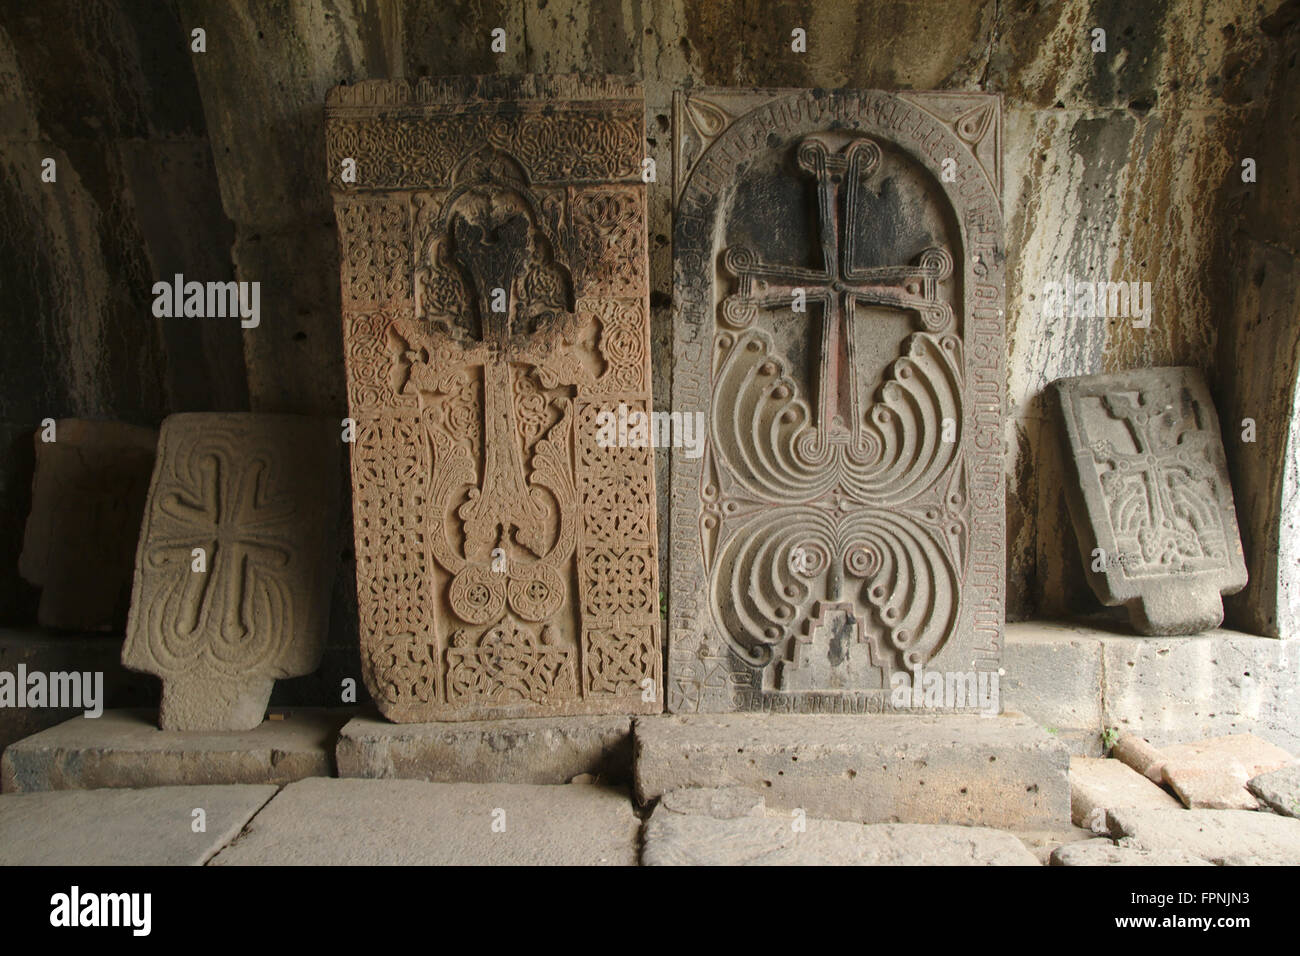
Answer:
670, 90, 1005, 713
19, 420, 157, 631
122, 414, 340, 730
327, 77, 659, 721
1053, 367, 1247, 635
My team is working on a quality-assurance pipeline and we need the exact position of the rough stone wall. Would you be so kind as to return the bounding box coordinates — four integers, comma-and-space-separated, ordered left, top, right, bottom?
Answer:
0, 1, 1295, 676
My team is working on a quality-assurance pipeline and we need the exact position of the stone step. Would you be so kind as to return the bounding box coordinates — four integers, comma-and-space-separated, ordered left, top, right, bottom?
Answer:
0, 784, 276, 865
1003, 620, 1300, 756
1, 708, 349, 793
336, 710, 631, 784
208, 778, 640, 866
634, 711, 1070, 829
641, 801, 1040, 865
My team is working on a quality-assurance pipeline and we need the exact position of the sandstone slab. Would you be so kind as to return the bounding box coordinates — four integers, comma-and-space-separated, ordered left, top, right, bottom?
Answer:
1, 708, 348, 793
634, 712, 1069, 828
122, 413, 340, 731
19, 419, 157, 632
642, 804, 1038, 866
1159, 733, 1293, 809
1111, 733, 1165, 782
328, 77, 660, 722
335, 711, 632, 784
209, 777, 639, 865
1069, 756, 1181, 830
1050, 837, 1212, 866
0, 784, 275, 865
1247, 764, 1300, 818
668, 89, 1005, 714
1107, 807, 1300, 865
1054, 368, 1247, 635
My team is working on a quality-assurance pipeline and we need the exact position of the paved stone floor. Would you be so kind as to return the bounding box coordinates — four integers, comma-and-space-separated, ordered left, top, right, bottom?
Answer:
2, 777, 1297, 865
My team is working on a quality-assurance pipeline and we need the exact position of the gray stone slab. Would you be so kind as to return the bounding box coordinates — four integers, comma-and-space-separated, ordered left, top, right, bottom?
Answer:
0, 784, 275, 865
1002, 621, 1105, 754
1107, 807, 1300, 865
1, 708, 348, 793
335, 711, 631, 784
1069, 757, 1181, 829
1002, 622, 1300, 755
642, 804, 1038, 866
1101, 633, 1300, 752
1053, 367, 1247, 635
1050, 837, 1213, 866
661, 786, 767, 819
634, 712, 1069, 829
1248, 764, 1300, 817
209, 778, 639, 865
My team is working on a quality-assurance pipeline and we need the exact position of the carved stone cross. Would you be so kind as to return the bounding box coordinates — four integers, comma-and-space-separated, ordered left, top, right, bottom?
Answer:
722, 137, 954, 451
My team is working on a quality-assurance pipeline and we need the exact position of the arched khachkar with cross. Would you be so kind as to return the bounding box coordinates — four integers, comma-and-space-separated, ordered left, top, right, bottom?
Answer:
669, 88, 1006, 715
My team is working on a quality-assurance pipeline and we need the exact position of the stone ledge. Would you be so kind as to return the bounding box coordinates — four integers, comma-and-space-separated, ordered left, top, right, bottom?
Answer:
335, 710, 632, 784
1, 708, 350, 793
209, 778, 640, 865
633, 711, 1070, 829
0, 784, 277, 865
1004, 620, 1300, 755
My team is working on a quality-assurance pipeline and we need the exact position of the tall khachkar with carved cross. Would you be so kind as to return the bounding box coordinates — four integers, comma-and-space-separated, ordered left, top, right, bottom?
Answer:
327, 77, 660, 721
670, 90, 1006, 714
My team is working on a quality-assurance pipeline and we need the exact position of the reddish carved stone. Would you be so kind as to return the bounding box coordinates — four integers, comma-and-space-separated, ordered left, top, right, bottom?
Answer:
327, 77, 660, 721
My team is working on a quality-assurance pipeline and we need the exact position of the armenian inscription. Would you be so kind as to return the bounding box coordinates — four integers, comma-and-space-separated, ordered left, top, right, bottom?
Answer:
669, 90, 1006, 714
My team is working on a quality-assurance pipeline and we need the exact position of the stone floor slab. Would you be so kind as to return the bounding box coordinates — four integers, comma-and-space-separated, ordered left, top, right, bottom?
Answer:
1, 708, 349, 793
1069, 756, 1181, 829
642, 804, 1039, 865
1248, 765, 1300, 817
1050, 838, 1213, 866
634, 712, 1069, 829
209, 778, 639, 865
336, 711, 631, 784
1107, 807, 1300, 865
1159, 734, 1294, 810
0, 784, 276, 865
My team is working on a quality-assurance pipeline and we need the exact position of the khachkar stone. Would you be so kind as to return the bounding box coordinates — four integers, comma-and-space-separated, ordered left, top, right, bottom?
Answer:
326, 77, 660, 721
122, 413, 340, 730
1053, 367, 1247, 635
669, 90, 1006, 714
19, 420, 157, 631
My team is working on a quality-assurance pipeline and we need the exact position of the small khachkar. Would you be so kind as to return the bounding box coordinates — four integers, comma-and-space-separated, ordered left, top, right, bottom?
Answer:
327, 76, 660, 721
19, 419, 157, 632
122, 413, 340, 730
669, 89, 1005, 714
1053, 367, 1247, 635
